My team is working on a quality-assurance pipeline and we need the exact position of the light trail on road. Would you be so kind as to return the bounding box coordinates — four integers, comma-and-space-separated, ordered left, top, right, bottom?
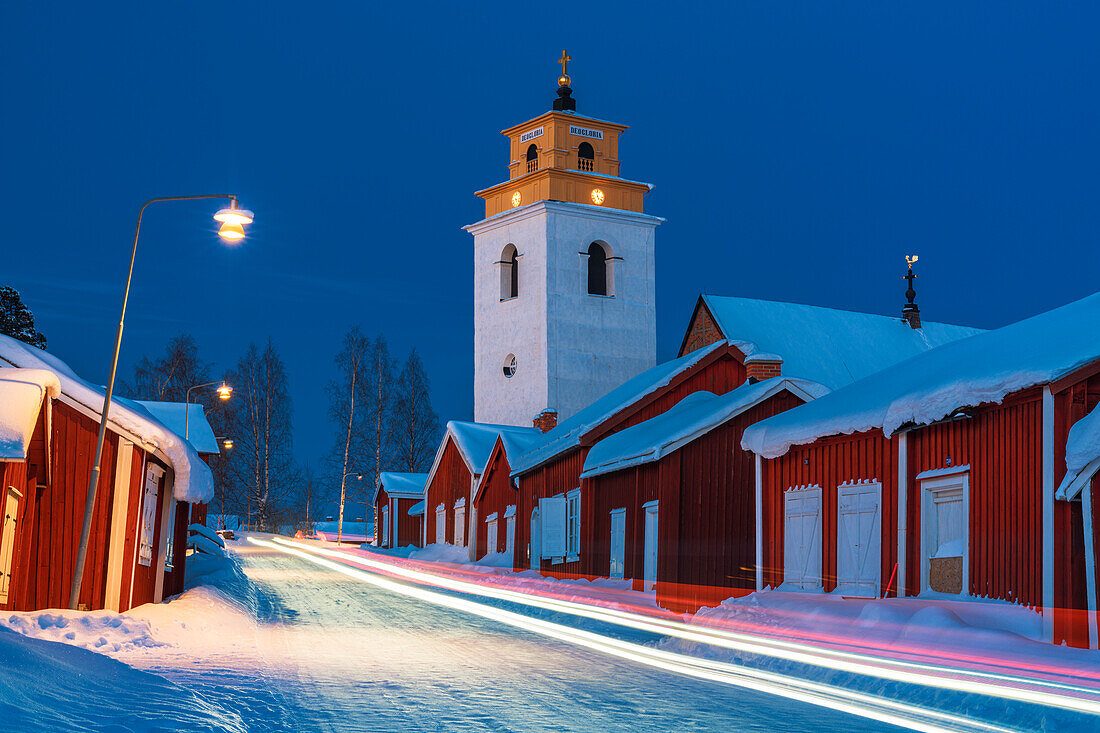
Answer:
271, 537, 1100, 720
252, 537, 1022, 733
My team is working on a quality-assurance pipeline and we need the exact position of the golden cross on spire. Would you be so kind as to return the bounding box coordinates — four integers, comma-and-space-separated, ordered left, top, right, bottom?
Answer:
557, 49, 572, 86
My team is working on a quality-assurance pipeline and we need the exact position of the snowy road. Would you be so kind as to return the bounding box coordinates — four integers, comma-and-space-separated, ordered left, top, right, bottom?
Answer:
142, 540, 915, 733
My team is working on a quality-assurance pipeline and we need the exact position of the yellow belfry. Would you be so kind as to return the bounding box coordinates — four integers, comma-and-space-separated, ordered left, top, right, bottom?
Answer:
475, 52, 651, 217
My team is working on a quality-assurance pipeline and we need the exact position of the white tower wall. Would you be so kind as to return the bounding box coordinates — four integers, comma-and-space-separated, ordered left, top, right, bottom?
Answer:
466, 200, 660, 427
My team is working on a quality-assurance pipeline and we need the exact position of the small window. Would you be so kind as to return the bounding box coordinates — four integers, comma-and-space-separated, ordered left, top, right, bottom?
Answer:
500, 244, 518, 300
526, 143, 538, 173
503, 354, 517, 378
578, 142, 594, 172
587, 242, 608, 296
566, 489, 581, 559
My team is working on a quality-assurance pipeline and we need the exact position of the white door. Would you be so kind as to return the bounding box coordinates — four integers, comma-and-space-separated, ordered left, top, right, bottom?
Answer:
836, 483, 882, 596
486, 517, 498, 555
643, 503, 658, 590
784, 487, 822, 590
0, 486, 21, 605
454, 505, 466, 547
381, 506, 390, 548
530, 508, 541, 569
505, 515, 515, 557
435, 506, 446, 545
609, 509, 626, 580
391, 500, 399, 547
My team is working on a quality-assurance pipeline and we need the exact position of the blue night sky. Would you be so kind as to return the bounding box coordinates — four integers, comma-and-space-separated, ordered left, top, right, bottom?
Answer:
2, 3, 1097, 466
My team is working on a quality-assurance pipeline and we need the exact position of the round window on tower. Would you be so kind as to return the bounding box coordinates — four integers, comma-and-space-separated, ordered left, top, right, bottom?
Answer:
503, 354, 517, 378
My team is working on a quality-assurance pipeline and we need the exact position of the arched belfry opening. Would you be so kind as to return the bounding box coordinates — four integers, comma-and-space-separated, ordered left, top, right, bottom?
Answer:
578, 142, 594, 172
500, 244, 519, 300
587, 241, 609, 296
526, 144, 538, 173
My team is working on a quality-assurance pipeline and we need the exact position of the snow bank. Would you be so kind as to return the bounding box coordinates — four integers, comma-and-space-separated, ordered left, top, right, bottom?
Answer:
0, 627, 242, 732
0, 368, 60, 460
188, 533, 227, 557
582, 379, 829, 478
702, 294, 982, 391
743, 293, 1100, 458
189, 522, 226, 547
0, 334, 214, 503
511, 341, 729, 475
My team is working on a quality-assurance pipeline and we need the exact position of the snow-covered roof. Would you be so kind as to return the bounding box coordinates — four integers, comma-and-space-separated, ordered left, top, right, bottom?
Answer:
0, 335, 214, 503
581, 379, 830, 479
699, 295, 983, 391
510, 341, 729, 476
408, 500, 425, 517
0, 368, 61, 461
743, 293, 1100, 459
131, 401, 219, 456
447, 420, 540, 476
1057, 402, 1100, 501
378, 471, 428, 498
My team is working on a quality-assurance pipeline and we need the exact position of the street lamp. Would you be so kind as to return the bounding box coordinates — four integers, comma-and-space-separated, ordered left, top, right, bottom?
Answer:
69, 194, 252, 611
183, 380, 233, 440
337, 471, 363, 544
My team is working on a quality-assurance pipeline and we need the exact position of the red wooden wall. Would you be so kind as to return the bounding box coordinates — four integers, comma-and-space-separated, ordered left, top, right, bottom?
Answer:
584, 461, 660, 585
474, 442, 518, 559
394, 498, 422, 548
762, 430, 899, 593
374, 486, 389, 545
514, 450, 586, 575
424, 440, 473, 545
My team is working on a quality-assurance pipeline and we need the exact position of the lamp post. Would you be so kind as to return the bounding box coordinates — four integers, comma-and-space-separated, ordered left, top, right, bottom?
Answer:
183, 380, 233, 440
69, 195, 253, 611
337, 471, 363, 543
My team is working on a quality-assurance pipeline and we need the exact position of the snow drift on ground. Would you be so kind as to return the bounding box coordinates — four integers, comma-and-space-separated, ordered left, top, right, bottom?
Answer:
743, 292, 1100, 458
0, 334, 214, 502
0, 368, 60, 460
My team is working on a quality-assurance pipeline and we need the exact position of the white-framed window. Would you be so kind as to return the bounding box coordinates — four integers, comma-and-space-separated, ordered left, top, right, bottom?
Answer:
435, 504, 446, 545
566, 488, 581, 561
919, 468, 969, 596
454, 501, 466, 547
138, 465, 164, 567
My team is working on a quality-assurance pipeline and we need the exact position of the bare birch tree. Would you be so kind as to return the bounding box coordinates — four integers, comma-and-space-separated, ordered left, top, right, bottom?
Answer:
327, 327, 370, 541
393, 348, 441, 473
360, 336, 397, 537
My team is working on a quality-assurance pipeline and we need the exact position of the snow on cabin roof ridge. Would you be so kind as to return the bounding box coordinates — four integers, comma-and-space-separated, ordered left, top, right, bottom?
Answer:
445, 420, 541, 476
0, 368, 62, 461
742, 292, 1100, 459
510, 340, 730, 477
699, 294, 983, 391
131, 400, 219, 456
378, 471, 429, 498
0, 335, 213, 504
580, 378, 830, 479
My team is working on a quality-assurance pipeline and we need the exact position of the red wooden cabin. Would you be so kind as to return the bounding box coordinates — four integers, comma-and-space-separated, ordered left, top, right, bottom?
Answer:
0, 336, 214, 613
580, 379, 828, 613
422, 421, 537, 558
510, 294, 977, 583
374, 472, 427, 549
473, 430, 542, 563
742, 293, 1100, 648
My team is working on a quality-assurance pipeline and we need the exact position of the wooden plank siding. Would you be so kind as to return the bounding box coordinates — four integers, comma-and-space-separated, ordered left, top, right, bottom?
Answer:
394, 497, 422, 548
374, 486, 390, 546
762, 431, 899, 593
514, 450, 586, 576
474, 441, 517, 559
424, 439, 474, 546
584, 462, 660, 587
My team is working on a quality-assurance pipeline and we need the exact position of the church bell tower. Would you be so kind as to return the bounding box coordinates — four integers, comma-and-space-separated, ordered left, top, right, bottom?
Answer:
465, 52, 661, 427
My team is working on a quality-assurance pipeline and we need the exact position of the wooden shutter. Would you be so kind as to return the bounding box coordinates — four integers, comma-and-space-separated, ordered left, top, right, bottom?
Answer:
540, 496, 567, 558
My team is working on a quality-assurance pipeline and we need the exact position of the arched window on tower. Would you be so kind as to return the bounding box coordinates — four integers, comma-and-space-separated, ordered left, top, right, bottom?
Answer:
578, 142, 594, 172
587, 241, 608, 296
500, 244, 519, 300
526, 144, 538, 173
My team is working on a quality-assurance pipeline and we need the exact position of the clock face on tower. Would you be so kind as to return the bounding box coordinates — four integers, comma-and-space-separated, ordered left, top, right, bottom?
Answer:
590, 188, 605, 205
511, 192, 522, 207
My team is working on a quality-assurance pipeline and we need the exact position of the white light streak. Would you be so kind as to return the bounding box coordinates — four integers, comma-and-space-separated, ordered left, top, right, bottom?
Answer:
252, 537, 1022, 733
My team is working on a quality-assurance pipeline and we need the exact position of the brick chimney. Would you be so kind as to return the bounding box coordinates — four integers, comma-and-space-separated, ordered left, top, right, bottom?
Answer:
745, 354, 782, 383
533, 409, 558, 433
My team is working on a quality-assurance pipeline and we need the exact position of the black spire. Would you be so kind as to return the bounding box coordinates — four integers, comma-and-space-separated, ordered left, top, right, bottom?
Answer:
901, 255, 922, 329
553, 49, 576, 111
